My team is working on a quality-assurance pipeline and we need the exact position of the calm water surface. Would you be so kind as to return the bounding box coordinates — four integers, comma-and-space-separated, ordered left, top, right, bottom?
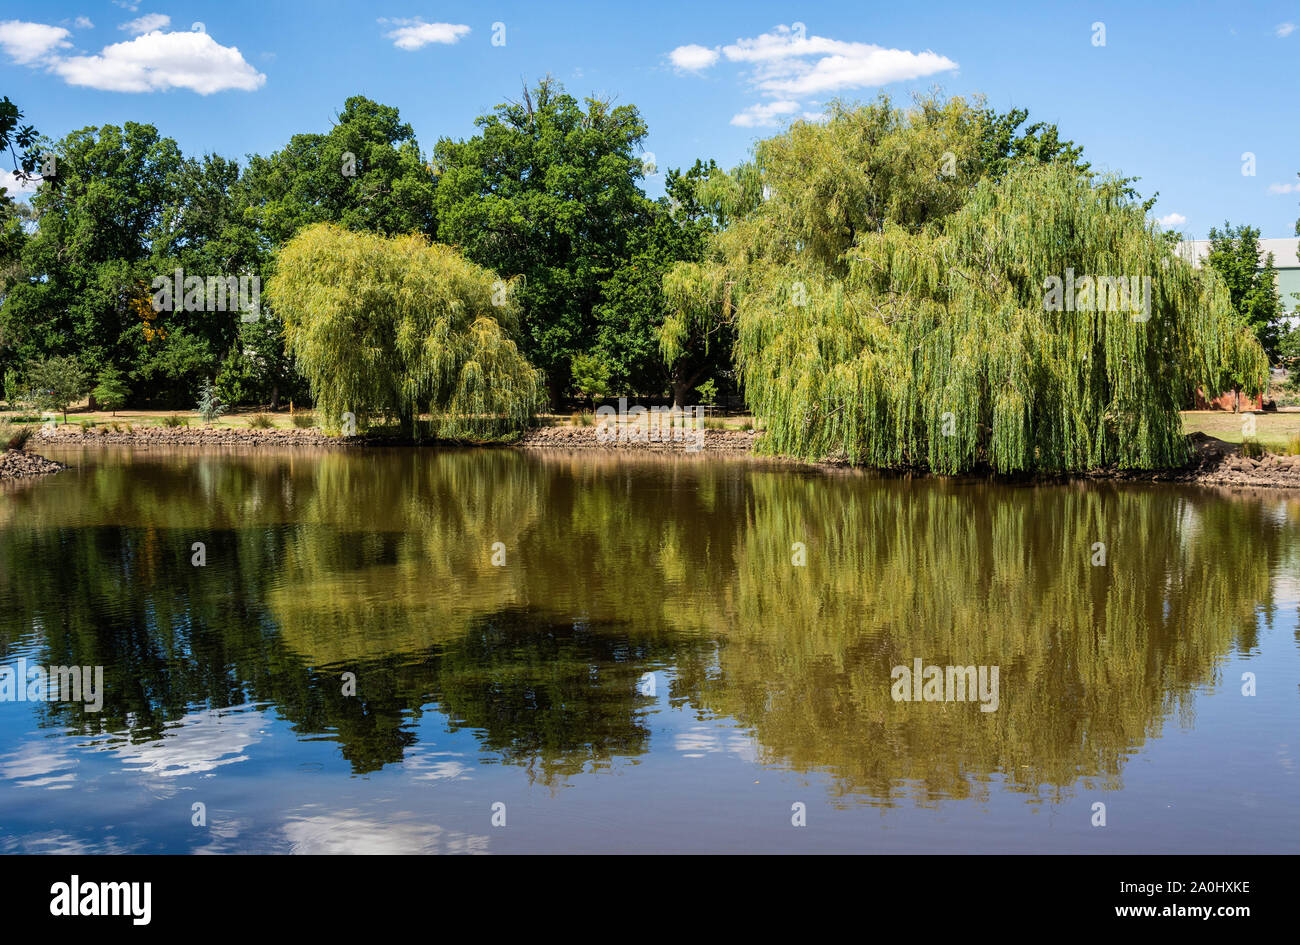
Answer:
1, 445, 1296, 853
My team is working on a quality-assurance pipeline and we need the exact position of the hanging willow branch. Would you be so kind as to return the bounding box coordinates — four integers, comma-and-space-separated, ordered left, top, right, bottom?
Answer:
266, 223, 544, 438
731, 164, 1266, 473
663, 93, 1267, 474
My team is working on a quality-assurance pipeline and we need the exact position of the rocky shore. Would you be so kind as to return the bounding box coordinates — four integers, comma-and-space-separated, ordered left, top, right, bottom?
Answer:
19, 423, 1300, 490
34, 425, 337, 447
515, 425, 759, 453
0, 449, 66, 481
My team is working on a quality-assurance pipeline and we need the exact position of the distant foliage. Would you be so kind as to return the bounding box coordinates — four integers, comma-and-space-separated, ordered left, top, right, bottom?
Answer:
267, 223, 544, 438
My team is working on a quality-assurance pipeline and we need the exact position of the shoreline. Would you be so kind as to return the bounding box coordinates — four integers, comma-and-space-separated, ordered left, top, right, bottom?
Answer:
14, 424, 1300, 491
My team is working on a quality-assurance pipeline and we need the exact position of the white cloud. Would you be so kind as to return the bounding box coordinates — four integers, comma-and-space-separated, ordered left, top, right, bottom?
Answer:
0, 20, 71, 65
283, 812, 489, 855
671, 25, 957, 130
720, 28, 959, 97
72, 16, 94, 30
50, 29, 266, 94
669, 43, 719, 72
119, 13, 171, 35
731, 99, 800, 127
0, 168, 39, 197
114, 709, 265, 777
1276, 22, 1296, 38
1269, 182, 1300, 194
1158, 212, 1187, 226
379, 18, 470, 50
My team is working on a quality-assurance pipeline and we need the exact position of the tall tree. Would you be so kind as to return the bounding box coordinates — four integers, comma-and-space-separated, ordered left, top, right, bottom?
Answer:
0, 121, 202, 402
1203, 223, 1286, 360
592, 159, 722, 403
433, 78, 651, 402
238, 96, 437, 249
266, 223, 543, 438
664, 94, 1266, 473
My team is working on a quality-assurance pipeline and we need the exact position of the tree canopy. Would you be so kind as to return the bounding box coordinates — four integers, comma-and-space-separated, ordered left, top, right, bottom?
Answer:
433, 79, 653, 400
663, 94, 1267, 473
266, 223, 543, 438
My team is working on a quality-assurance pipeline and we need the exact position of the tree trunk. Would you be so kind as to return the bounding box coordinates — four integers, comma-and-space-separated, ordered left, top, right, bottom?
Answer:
269, 384, 280, 412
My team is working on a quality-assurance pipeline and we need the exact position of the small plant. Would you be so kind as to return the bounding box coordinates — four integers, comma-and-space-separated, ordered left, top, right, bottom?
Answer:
704, 418, 729, 431
1287, 434, 1300, 456
1241, 438, 1266, 458
160, 414, 189, 428
0, 420, 33, 450
92, 365, 130, 416
248, 413, 274, 429
196, 379, 226, 425
78, 419, 94, 431
571, 410, 595, 427
291, 412, 317, 428
695, 378, 719, 405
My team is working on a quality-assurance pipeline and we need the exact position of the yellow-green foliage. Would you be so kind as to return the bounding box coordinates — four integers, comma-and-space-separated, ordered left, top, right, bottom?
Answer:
664, 95, 1268, 473
267, 223, 545, 438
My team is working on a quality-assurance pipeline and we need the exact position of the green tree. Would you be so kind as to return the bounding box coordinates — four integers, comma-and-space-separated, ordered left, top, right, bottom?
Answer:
664, 95, 1267, 473
593, 159, 724, 404
196, 378, 226, 424
433, 78, 651, 403
25, 354, 89, 423
266, 223, 544, 439
91, 365, 130, 415
1203, 223, 1286, 360
238, 96, 437, 249
0, 122, 198, 400
570, 351, 612, 407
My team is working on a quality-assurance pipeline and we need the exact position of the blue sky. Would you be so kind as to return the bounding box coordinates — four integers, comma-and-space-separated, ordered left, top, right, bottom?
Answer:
2, 1, 1299, 240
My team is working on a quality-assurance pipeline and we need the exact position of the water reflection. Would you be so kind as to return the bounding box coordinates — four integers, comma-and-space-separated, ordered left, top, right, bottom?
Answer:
1, 446, 1296, 807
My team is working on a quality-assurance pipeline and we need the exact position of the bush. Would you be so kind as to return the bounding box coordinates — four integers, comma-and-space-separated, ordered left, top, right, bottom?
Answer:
160, 415, 189, 428
571, 410, 595, 427
248, 413, 275, 429
0, 420, 33, 450
1241, 438, 1266, 458
1287, 434, 1300, 456
291, 413, 317, 428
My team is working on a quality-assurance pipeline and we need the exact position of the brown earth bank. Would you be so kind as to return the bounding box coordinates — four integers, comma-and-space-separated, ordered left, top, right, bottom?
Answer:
21, 424, 1300, 490
0, 449, 66, 481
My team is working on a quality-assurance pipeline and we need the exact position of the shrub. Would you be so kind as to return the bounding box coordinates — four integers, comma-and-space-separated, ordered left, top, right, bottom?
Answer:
1241, 438, 1266, 458
248, 413, 275, 429
160, 415, 189, 428
0, 420, 33, 450
571, 410, 595, 427
291, 413, 317, 428
1287, 434, 1300, 456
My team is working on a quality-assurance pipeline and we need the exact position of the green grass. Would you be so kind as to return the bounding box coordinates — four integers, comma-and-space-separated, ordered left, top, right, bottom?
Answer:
1180, 410, 1300, 454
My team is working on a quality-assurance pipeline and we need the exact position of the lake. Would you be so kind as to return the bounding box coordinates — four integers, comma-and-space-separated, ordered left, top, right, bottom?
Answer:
1, 445, 1296, 853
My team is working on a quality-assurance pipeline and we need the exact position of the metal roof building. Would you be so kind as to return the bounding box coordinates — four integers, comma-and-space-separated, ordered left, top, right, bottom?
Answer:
1177, 237, 1300, 313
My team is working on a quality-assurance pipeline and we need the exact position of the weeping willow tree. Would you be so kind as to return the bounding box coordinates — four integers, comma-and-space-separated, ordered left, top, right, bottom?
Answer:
266, 223, 544, 438
663, 95, 1268, 473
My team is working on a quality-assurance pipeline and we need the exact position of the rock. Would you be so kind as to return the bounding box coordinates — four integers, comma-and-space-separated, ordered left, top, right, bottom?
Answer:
0, 449, 66, 480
